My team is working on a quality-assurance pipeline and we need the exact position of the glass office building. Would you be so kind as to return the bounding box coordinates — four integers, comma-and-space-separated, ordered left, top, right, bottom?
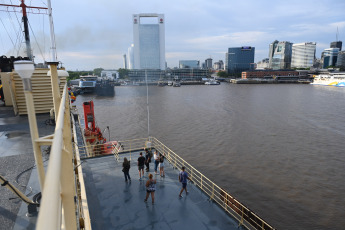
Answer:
321, 48, 340, 68
133, 14, 165, 70
330, 41, 342, 51
179, 60, 200, 68
225, 47, 255, 74
268, 40, 293, 70
291, 42, 316, 68
336, 50, 345, 68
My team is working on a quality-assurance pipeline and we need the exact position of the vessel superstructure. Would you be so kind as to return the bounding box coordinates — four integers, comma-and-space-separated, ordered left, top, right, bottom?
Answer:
311, 73, 345, 87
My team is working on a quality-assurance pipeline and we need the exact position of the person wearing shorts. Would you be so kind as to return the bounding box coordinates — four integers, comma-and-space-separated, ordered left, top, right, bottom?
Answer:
137, 152, 146, 180
144, 174, 156, 204
179, 166, 190, 198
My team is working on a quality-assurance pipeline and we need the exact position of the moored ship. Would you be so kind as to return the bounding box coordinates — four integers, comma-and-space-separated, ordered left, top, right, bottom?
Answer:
311, 73, 345, 87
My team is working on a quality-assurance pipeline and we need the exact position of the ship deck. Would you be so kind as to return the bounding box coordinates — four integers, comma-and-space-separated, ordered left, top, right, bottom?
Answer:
82, 153, 241, 230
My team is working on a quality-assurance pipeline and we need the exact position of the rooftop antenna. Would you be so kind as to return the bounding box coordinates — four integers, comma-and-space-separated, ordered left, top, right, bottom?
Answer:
336, 27, 339, 41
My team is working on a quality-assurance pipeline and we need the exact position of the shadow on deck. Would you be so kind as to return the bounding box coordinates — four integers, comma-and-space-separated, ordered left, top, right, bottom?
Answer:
82, 151, 241, 230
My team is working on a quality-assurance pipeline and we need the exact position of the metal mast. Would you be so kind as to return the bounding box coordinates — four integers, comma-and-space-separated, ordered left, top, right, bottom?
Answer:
20, 0, 32, 60
0, 1, 48, 60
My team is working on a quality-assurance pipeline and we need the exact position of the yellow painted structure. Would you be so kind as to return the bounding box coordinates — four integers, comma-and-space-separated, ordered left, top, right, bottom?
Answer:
0, 69, 66, 115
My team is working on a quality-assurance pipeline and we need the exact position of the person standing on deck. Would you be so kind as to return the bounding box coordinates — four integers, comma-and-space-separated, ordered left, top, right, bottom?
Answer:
144, 173, 156, 204
153, 151, 159, 175
122, 157, 131, 182
179, 166, 190, 198
138, 152, 146, 180
158, 153, 165, 177
145, 149, 151, 172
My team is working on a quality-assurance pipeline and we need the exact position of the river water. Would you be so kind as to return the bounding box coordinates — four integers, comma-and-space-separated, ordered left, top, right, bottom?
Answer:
75, 83, 345, 230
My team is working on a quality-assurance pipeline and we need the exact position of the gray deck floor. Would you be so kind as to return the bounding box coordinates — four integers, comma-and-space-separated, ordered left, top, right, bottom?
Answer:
82, 152, 241, 230
0, 103, 54, 230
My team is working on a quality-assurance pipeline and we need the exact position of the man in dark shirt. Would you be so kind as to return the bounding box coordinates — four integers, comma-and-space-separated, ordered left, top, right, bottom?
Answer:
145, 149, 151, 172
137, 152, 146, 180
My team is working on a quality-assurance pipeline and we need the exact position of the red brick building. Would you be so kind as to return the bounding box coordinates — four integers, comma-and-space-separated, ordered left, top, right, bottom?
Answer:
242, 70, 299, 79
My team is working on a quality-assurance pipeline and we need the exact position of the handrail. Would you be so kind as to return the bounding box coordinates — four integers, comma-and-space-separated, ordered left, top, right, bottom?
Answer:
149, 137, 275, 230
107, 137, 274, 230
36, 84, 77, 230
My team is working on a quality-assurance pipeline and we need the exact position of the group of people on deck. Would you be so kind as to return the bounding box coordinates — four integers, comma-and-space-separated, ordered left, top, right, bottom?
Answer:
122, 149, 190, 204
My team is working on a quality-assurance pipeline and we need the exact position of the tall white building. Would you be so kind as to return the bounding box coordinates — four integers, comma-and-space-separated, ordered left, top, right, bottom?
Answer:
127, 44, 134, 69
291, 42, 316, 68
133, 13, 165, 70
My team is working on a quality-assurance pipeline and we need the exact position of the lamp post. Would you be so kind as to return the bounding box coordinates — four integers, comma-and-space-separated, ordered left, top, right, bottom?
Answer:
14, 60, 45, 191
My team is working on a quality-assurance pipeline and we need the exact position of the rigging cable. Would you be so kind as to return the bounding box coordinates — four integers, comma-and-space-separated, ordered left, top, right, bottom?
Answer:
6, 9, 21, 55
10, 0, 25, 55
28, 20, 45, 62
0, 17, 15, 48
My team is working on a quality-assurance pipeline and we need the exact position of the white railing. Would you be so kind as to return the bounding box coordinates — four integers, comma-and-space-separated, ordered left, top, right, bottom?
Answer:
112, 137, 275, 230
36, 84, 78, 230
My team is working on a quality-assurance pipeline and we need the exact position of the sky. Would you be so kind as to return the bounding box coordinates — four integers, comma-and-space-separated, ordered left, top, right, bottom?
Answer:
1, 0, 345, 71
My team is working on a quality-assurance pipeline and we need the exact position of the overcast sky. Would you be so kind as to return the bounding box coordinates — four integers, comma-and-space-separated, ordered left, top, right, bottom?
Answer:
1, 0, 344, 70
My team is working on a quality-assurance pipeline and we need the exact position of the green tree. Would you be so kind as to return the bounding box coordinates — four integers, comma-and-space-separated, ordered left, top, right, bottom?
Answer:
118, 68, 129, 79
93, 68, 104, 77
217, 71, 228, 78
67, 71, 79, 81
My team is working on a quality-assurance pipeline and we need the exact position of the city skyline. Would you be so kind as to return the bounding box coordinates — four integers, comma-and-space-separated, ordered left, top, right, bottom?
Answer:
0, 0, 344, 70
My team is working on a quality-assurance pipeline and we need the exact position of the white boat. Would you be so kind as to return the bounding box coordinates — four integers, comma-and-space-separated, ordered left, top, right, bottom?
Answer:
205, 80, 220, 85
311, 73, 345, 87
77, 75, 97, 93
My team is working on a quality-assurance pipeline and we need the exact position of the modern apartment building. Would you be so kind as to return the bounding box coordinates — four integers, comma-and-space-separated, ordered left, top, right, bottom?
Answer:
291, 42, 316, 68
321, 48, 340, 68
132, 13, 165, 70
205, 58, 213, 69
268, 40, 293, 70
225, 46, 255, 74
213, 60, 224, 70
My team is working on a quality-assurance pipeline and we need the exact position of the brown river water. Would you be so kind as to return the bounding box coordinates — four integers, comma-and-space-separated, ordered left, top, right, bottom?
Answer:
75, 83, 345, 230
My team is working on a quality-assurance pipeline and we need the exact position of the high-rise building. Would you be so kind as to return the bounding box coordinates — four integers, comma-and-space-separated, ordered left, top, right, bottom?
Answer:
127, 44, 134, 69
179, 60, 200, 68
321, 48, 339, 68
133, 13, 165, 70
123, 54, 127, 69
256, 58, 269, 69
225, 46, 255, 74
291, 42, 316, 68
213, 60, 224, 70
268, 40, 293, 70
330, 41, 342, 51
336, 50, 345, 68
205, 58, 213, 69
